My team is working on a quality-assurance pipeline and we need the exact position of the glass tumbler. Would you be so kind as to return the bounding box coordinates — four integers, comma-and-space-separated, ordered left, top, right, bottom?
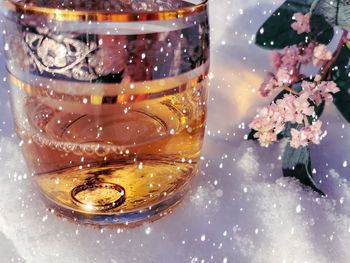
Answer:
2, 0, 209, 226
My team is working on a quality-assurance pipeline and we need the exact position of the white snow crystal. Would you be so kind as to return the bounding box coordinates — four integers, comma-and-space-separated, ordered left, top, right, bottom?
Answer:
296, 204, 301, 214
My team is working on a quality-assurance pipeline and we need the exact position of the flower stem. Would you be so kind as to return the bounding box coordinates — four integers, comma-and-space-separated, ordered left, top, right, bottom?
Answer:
303, 116, 310, 127
320, 30, 348, 79
283, 85, 300, 96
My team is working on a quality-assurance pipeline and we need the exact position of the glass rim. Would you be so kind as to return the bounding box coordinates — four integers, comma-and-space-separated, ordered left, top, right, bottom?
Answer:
4, 0, 208, 22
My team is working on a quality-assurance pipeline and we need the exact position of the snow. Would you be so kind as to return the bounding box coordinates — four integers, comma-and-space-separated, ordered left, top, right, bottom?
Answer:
0, 0, 350, 262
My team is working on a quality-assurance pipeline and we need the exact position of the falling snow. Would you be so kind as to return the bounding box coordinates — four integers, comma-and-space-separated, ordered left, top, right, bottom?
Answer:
0, 0, 349, 262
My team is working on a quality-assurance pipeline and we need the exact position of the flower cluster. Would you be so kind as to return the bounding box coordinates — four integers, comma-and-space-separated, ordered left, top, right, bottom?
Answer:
313, 44, 333, 66
261, 42, 332, 97
259, 13, 334, 99
249, 103, 284, 147
259, 68, 297, 97
250, 90, 318, 148
250, 12, 341, 149
301, 80, 340, 105
291, 12, 311, 34
290, 120, 322, 148
250, 82, 338, 149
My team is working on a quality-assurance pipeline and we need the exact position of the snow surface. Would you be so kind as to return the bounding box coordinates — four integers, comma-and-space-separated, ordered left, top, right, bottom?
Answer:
1, 0, 350, 262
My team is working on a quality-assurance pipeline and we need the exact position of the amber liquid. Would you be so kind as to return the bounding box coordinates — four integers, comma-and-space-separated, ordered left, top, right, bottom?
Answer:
12, 75, 208, 219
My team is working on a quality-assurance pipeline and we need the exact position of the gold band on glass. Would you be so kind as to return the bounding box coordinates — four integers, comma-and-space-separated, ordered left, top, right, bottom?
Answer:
9, 61, 209, 96
4, 0, 208, 22
8, 70, 207, 105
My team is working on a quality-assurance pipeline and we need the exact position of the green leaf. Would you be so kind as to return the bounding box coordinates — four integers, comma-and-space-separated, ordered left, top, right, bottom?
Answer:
312, 0, 350, 31
256, 0, 334, 50
278, 122, 300, 139
314, 101, 325, 117
282, 144, 325, 195
310, 14, 334, 45
247, 129, 258, 141
256, 0, 312, 49
331, 44, 350, 123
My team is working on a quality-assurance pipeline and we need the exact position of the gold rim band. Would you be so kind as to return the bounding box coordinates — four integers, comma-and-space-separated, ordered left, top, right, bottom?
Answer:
8, 69, 208, 105
8, 61, 209, 96
4, 0, 208, 22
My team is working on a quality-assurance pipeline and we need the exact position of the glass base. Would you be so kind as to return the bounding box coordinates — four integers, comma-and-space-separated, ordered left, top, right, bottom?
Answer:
39, 184, 190, 227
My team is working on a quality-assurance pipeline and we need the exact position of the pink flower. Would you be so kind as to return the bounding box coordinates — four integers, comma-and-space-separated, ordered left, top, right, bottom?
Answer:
318, 81, 340, 104
318, 81, 340, 94
251, 90, 322, 148
271, 51, 283, 70
290, 128, 309, 148
275, 67, 299, 86
308, 120, 322, 144
269, 42, 316, 72
276, 94, 298, 123
314, 74, 322, 82
281, 45, 300, 68
299, 42, 316, 65
301, 80, 340, 105
301, 81, 322, 105
290, 120, 323, 148
276, 93, 314, 124
249, 104, 285, 147
291, 12, 311, 34
259, 76, 279, 97
249, 104, 285, 134
257, 131, 278, 147
293, 92, 315, 121
313, 44, 332, 66
275, 68, 291, 85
